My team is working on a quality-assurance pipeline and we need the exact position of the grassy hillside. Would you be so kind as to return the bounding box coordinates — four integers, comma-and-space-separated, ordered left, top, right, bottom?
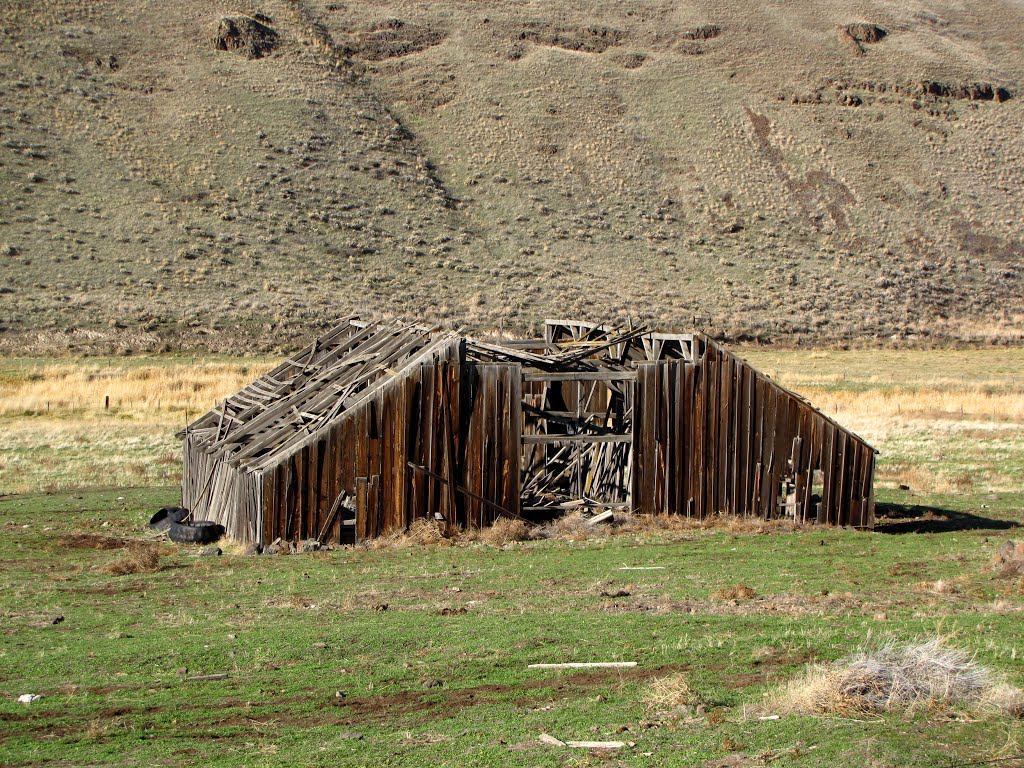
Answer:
1, 0, 1023, 353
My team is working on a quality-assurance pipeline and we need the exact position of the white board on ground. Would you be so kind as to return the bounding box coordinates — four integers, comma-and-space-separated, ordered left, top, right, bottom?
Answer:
528, 662, 637, 669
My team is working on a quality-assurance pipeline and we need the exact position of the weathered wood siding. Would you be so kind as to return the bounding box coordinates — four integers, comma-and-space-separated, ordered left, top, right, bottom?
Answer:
258, 360, 521, 544
182, 432, 263, 541
633, 343, 874, 526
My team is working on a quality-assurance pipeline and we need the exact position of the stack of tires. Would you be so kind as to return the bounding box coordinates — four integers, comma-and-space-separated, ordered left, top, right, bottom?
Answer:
149, 507, 225, 544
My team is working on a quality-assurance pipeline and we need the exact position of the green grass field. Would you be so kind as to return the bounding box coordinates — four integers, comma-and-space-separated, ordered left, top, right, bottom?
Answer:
1, 486, 1022, 767
1, 349, 1023, 766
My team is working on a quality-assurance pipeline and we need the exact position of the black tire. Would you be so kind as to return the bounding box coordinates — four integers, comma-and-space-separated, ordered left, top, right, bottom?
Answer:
168, 520, 224, 545
149, 506, 189, 531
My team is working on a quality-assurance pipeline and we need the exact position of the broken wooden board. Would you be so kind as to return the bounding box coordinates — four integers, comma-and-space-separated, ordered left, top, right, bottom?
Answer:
538, 734, 627, 749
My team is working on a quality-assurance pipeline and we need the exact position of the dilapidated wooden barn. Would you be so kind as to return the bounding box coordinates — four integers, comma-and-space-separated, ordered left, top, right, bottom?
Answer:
180, 318, 876, 544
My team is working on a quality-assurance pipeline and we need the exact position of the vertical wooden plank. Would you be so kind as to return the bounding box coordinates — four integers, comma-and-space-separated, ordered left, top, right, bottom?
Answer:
740, 364, 754, 516
706, 349, 719, 514
354, 476, 368, 543
643, 364, 659, 514
682, 361, 694, 516
865, 450, 876, 527
760, 380, 777, 520
444, 360, 460, 528
368, 474, 380, 539
673, 361, 685, 515
698, 347, 710, 518
835, 430, 848, 525
849, 440, 864, 528
262, 469, 275, 545
506, 365, 523, 520
717, 350, 730, 515
821, 421, 836, 524
422, 362, 437, 521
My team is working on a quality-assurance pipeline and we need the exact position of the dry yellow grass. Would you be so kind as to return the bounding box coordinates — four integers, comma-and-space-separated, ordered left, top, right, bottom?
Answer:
2, 348, 1023, 499
767, 638, 1024, 718
0, 357, 271, 494
742, 348, 1024, 494
476, 516, 532, 545
98, 545, 161, 576
369, 518, 456, 549
713, 584, 759, 600
644, 672, 700, 712
0, 359, 274, 419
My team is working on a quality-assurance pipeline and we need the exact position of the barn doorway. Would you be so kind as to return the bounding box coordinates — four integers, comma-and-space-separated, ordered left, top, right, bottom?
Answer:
519, 369, 636, 520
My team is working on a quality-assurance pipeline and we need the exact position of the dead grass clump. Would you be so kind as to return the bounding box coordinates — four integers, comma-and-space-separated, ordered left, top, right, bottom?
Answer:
536, 512, 594, 541
767, 638, 1023, 717
618, 512, 801, 536
478, 516, 532, 546
645, 672, 701, 711
714, 584, 758, 600
370, 518, 459, 549
617, 512, 698, 535
58, 533, 127, 550
913, 578, 964, 595
99, 546, 161, 576
981, 684, 1024, 717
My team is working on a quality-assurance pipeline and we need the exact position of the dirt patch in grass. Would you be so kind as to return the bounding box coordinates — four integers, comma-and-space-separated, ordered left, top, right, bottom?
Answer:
351, 18, 446, 61
67, 582, 150, 595
57, 534, 128, 550
324, 665, 695, 725
597, 592, 864, 617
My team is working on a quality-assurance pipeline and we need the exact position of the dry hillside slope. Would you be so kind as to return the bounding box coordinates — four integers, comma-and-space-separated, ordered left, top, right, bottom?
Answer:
1, 0, 1022, 353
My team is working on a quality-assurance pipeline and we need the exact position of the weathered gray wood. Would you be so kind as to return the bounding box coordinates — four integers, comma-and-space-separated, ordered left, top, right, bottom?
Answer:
521, 434, 633, 444
524, 371, 636, 382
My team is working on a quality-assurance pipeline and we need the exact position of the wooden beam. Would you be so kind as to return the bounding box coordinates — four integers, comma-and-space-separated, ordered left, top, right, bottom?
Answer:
522, 434, 632, 444
524, 371, 636, 382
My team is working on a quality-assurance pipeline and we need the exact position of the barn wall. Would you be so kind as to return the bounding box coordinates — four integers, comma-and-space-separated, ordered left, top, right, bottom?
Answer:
181, 433, 263, 541
259, 359, 522, 545
633, 344, 874, 526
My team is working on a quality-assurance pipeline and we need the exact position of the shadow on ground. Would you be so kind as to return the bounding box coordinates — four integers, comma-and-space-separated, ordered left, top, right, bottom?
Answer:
876, 502, 1019, 534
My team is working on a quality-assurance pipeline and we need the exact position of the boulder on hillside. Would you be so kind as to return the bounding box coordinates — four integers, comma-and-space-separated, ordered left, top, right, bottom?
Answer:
992, 540, 1024, 576
214, 15, 279, 59
845, 23, 887, 43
